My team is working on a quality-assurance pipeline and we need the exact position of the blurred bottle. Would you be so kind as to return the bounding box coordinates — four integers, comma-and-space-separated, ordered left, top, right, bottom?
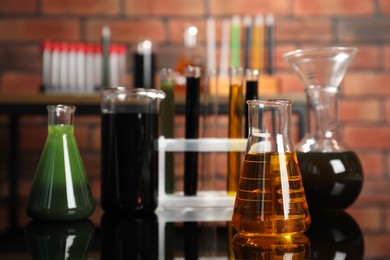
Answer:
174, 25, 204, 94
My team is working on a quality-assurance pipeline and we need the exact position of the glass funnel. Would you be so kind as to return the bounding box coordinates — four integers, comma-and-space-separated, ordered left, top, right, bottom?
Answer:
284, 47, 363, 211
231, 99, 310, 235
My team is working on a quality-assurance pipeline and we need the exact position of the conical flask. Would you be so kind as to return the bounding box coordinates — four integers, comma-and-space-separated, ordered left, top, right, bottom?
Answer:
284, 47, 363, 210
26, 105, 96, 221
232, 99, 310, 235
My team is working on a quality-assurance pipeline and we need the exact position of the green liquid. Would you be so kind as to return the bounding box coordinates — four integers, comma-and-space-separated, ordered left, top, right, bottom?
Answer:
26, 125, 95, 221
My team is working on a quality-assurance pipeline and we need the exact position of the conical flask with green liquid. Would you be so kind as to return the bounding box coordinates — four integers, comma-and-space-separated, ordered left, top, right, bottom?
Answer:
26, 104, 95, 221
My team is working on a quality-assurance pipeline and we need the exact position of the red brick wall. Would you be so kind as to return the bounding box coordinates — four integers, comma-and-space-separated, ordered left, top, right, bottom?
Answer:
1, 0, 390, 241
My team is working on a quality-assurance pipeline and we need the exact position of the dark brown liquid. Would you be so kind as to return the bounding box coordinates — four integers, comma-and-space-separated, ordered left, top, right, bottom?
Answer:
297, 151, 363, 210
232, 152, 310, 235
101, 112, 158, 214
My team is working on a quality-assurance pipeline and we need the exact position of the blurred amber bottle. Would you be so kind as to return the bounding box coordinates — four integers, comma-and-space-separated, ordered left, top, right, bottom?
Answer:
174, 25, 204, 94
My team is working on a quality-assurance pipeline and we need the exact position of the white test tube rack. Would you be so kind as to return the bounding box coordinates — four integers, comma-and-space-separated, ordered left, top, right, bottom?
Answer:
156, 136, 247, 211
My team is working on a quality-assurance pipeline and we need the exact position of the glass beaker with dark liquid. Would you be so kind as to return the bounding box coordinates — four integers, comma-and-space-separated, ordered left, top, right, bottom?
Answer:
284, 47, 363, 211
101, 87, 165, 214
232, 99, 310, 235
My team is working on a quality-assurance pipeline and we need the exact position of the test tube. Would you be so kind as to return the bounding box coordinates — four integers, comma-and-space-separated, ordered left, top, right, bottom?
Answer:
184, 66, 201, 196
160, 68, 175, 193
134, 40, 155, 88
245, 68, 259, 137
227, 67, 244, 196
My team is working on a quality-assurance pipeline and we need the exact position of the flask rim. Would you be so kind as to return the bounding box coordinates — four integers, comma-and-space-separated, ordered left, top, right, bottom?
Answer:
246, 99, 291, 106
47, 104, 76, 113
101, 86, 166, 100
283, 46, 357, 61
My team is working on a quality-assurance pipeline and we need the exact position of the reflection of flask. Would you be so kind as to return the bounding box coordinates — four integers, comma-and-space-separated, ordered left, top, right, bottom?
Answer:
284, 47, 363, 210
233, 232, 310, 259
174, 25, 203, 94
25, 219, 95, 260
306, 211, 364, 259
232, 100, 310, 235
26, 105, 95, 221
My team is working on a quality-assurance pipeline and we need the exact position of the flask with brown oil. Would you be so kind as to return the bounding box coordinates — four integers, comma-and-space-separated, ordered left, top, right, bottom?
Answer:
231, 99, 311, 235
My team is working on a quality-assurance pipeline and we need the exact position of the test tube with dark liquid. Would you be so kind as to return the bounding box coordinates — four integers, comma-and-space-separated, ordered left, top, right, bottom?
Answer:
160, 68, 175, 193
184, 66, 201, 196
244, 68, 259, 137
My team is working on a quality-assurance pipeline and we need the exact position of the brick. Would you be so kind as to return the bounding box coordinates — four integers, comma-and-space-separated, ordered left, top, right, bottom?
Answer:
343, 72, 390, 96
19, 124, 47, 151
276, 44, 299, 71
379, 0, 390, 15
0, 19, 80, 42
90, 125, 101, 151
339, 98, 382, 123
359, 180, 390, 201
168, 19, 206, 44
276, 18, 332, 43
357, 152, 385, 179
384, 45, 390, 69
386, 99, 390, 122
157, 45, 181, 69
364, 234, 390, 258
85, 19, 165, 44
81, 152, 100, 178
387, 153, 390, 178
74, 126, 90, 150
350, 45, 381, 70
343, 126, 390, 149
278, 72, 306, 93
0, 45, 41, 71
209, 0, 289, 16
42, 0, 120, 16
387, 208, 390, 231
347, 206, 383, 231
0, 0, 36, 14
337, 18, 390, 42
294, 0, 375, 16
125, 0, 204, 16
0, 71, 41, 93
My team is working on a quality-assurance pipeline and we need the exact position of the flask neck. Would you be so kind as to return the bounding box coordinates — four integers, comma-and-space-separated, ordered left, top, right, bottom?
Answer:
303, 86, 344, 151
47, 105, 75, 126
247, 99, 293, 153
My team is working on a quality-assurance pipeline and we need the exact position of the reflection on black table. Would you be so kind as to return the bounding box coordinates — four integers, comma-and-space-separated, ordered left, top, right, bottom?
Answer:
25, 219, 95, 260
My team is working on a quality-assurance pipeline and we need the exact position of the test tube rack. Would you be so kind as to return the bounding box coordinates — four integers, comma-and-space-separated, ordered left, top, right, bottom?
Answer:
157, 136, 247, 211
